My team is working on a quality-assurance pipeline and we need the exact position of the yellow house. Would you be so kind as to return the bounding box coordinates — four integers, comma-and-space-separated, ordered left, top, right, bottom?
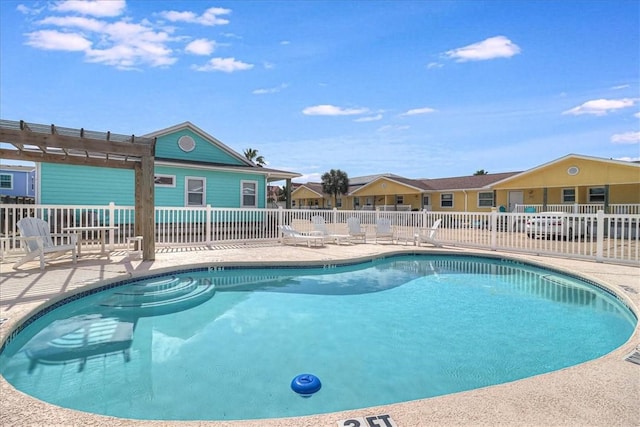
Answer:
291, 154, 640, 212
490, 154, 640, 212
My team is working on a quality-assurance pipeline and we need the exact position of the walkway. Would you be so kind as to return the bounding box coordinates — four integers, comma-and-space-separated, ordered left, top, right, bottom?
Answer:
1, 243, 638, 426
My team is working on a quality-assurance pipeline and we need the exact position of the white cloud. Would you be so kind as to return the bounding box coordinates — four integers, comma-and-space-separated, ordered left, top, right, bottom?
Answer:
377, 125, 410, 132
562, 98, 637, 116
25, 30, 92, 51
611, 84, 630, 90
185, 38, 216, 55
52, 0, 126, 17
401, 107, 437, 116
253, 83, 288, 95
427, 62, 443, 69
634, 112, 640, 119
302, 105, 369, 116
354, 114, 383, 122
192, 57, 253, 72
616, 156, 640, 162
445, 35, 521, 62
611, 131, 640, 144
160, 7, 231, 26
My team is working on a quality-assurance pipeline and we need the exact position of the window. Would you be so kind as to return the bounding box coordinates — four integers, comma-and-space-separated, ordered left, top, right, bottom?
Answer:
440, 193, 453, 208
423, 195, 430, 208
478, 192, 494, 208
562, 188, 575, 203
0, 174, 12, 189
336, 197, 342, 208
588, 187, 605, 203
154, 174, 176, 187
396, 195, 404, 205
354, 197, 360, 208
185, 177, 205, 206
241, 181, 258, 207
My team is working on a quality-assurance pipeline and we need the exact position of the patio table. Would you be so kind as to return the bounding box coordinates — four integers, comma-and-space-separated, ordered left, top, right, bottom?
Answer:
63, 226, 118, 259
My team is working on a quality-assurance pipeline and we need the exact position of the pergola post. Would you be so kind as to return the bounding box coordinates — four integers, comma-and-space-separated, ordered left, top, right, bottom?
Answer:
135, 155, 156, 261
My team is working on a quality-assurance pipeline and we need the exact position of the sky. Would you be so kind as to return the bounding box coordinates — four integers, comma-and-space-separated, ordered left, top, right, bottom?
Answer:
1, 0, 639, 183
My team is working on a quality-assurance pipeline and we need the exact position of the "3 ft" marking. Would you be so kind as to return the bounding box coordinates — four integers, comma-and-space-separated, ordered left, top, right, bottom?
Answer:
337, 414, 397, 427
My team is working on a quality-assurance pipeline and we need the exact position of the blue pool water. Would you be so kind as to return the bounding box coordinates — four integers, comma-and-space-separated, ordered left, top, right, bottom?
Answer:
0, 255, 635, 421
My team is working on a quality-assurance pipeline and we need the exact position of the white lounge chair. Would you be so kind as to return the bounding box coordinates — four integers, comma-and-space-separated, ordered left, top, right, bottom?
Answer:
374, 218, 395, 243
415, 219, 442, 247
346, 217, 367, 243
278, 225, 325, 247
13, 217, 78, 270
311, 216, 351, 245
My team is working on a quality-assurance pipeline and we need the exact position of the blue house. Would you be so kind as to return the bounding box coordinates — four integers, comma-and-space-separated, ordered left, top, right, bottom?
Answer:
0, 164, 36, 200
37, 122, 299, 207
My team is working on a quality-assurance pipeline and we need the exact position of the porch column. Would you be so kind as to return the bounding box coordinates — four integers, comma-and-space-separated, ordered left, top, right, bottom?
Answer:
604, 184, 610, 213
543, 188, 548, 211
285, 178, 292, 209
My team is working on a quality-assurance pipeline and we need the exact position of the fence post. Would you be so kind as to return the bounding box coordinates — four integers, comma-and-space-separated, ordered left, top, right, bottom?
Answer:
278, 206, 284, 242
108, 202, 115, 250
596, 209, 604, 262
332, 208, 337, 225
490, 208, 498, 250
206, 204, 212, 246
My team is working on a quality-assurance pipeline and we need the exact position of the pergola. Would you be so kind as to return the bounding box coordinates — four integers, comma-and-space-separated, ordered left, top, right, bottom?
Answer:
0, 119, 157, 260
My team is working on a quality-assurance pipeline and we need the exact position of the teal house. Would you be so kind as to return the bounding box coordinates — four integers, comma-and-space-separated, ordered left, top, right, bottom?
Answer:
37, 122, 300, 208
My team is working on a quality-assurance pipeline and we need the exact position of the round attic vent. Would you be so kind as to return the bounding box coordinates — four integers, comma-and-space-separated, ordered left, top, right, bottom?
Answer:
567, 166, 579, 176
178, 135, 196, 152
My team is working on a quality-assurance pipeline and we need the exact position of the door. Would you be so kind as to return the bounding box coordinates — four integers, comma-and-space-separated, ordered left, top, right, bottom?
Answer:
508, 191, 524, 212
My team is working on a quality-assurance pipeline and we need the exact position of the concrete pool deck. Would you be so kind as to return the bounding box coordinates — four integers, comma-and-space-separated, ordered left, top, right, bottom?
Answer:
1, 243, 638, 427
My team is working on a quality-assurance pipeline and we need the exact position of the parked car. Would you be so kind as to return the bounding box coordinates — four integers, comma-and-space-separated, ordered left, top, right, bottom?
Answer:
526, 212, 587, 240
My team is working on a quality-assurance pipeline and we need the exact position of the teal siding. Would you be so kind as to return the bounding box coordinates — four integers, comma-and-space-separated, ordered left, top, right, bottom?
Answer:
155, 166, 265, 208
40, 163, 134, 205
40, 163, 266, 208
155, 129, 246, 165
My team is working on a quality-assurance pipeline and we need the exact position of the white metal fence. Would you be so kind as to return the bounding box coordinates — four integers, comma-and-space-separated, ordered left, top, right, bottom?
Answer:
1, 203, 638, 266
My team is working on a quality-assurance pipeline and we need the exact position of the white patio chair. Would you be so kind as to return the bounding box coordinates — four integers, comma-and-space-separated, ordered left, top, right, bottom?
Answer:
415, 219, 442, 247
13, 217, 78, 270
346, 217, 367, 243
311, 216, 351, 245
278, 225, 325, 248
374, 218, 395, 243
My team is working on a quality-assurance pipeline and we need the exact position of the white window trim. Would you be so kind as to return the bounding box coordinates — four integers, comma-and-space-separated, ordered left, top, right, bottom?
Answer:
477, 191, 494, 208
241, 180, 258, 208
440, 193, 454, 209
154, 174, 176, 188
0, 173, 14, 190
185, 176, 206, 207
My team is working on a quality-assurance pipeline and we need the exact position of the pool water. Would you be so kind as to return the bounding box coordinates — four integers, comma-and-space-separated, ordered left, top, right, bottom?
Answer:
0, 255, 635, 420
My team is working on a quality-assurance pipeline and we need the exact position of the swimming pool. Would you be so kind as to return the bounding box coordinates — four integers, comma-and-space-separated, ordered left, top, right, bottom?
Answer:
0, 254, 635, 421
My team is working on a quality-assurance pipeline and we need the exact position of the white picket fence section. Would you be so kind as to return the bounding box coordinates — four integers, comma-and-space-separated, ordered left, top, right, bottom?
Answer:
1, 203, 638, 265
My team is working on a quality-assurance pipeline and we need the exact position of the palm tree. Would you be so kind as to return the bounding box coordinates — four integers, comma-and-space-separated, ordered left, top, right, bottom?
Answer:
244, 148, 266, 167
321, 169, 349, 208
474, 169, 489, 175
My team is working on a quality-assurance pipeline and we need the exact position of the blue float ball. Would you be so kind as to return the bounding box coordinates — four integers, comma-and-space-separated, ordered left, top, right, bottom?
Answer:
291, 373, 321, 396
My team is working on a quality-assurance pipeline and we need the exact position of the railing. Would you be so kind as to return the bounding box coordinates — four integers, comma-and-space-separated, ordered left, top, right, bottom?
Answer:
1, 204, 638, 266
514, 203, 640, 214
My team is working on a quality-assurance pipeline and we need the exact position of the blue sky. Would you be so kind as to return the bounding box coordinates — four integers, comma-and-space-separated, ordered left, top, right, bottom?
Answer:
1, 0, 638, 183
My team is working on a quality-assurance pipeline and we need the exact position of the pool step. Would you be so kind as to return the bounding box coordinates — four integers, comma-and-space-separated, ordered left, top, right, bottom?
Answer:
100, 276, 215, 316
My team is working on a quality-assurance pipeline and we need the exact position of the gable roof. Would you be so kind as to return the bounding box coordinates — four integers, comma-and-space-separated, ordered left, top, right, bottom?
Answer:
489, 153, 640, 187
143, 121, 253, 166
350, 175, 431, 195
419, 171, 521, 191
144, 121, 300, 180
291, 182, 325, 197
